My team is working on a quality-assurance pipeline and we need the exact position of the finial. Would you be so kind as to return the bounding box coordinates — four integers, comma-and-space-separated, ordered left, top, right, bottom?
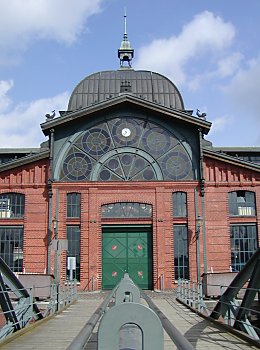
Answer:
124, 8, 127, 37
118, 10, 134, 68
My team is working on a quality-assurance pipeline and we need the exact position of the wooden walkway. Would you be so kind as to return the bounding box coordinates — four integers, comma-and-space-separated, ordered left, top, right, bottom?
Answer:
0, 292, 258, 350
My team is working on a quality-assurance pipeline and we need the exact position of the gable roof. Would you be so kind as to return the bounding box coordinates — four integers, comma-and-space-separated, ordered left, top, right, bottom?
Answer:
41, 93, 211, 136
203, 147, 260, 173
0, 149, 49, 173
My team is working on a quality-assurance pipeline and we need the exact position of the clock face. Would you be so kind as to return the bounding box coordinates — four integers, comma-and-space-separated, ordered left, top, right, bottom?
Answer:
121, 127, 131, 137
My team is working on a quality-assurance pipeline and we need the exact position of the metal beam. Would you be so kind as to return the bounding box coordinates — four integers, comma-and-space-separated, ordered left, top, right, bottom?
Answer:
211, 248, 260, 320
0, 257, 43, 320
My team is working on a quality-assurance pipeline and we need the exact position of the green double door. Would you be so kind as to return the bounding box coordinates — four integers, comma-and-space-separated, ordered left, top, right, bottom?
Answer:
102, 225, 153, 289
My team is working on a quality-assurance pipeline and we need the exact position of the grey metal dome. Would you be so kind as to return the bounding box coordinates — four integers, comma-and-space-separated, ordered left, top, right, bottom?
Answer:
68, 70, 185, 111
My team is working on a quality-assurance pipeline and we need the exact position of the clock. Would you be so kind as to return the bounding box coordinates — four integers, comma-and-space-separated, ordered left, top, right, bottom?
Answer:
121, 127, 131, 137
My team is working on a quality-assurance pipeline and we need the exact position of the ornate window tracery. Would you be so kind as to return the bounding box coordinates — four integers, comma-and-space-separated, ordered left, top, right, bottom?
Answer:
59, 117, 195, 182
102, 202, 152, 218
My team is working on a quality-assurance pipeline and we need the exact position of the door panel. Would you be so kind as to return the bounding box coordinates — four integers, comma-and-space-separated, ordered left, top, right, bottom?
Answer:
102, 226, 153, 289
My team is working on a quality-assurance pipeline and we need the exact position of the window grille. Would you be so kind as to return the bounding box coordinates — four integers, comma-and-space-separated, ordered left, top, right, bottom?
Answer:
174, 224, 189, 280
101, 202, 152, 218
173, 192, 187, 217
228, 191, 256, 216
230, 224, 258, 272
0, 193, 25, 219
0, 226, 24, 272
67, 193, 81, 218
66, 225, 80, 281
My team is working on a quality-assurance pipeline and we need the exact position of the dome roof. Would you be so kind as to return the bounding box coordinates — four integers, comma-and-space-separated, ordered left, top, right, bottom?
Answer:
68, 70, 184, 111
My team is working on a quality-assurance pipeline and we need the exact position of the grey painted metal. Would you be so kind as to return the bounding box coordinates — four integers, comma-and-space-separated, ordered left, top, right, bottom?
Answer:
98, 302, 164, 350
66, 287, 116, 350
211, 248, 260, 318
0, 266, 77, 340
199, 128, 207, 274
47, 129, 54, 274
234, 259, 260, 330
115, 280, 140, 305
178, 277, 260, 341
0, 272, 20, 331
0, 257, 42, 319
68, 70, 185, 111
141, 290, 195, 350
194, 187, 201, 281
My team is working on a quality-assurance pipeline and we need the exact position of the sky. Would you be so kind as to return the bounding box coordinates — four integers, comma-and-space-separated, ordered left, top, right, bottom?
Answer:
0, 0, 260, 148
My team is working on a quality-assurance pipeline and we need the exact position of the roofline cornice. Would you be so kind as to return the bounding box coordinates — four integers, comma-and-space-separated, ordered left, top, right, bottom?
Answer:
0, 150, 49, 173
203, 148, 260, 172
41, 94, 211, 135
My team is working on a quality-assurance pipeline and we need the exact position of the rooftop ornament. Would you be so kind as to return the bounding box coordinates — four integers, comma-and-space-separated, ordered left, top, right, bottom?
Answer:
118, 10, 134, 68
45, 110, 55, 121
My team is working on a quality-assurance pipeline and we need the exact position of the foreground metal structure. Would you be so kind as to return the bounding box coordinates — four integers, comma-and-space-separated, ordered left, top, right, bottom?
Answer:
177, 248, 260, 341
68, 274, 195, 350
0, 257, 77, 340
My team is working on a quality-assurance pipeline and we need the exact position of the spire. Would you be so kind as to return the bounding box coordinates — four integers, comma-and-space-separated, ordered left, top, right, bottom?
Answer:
118, 10, 134, 68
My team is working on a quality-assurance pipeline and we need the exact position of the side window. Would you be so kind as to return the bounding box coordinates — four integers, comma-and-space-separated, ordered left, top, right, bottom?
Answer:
174, 225, 189, 280
0, 226, 24, 272
66, 225, 80, 281
228, 191, 256, 216
67, 193, 81, 218
230, 225, 258, 271
0, 193, 25, 219
173, 192, 187, 218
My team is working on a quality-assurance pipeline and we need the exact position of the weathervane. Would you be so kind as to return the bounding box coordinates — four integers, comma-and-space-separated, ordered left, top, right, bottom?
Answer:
118, 9, 134, 68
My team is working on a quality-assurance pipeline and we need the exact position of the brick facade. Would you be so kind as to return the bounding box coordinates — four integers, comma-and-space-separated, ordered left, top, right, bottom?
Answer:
0, 153, 259, 290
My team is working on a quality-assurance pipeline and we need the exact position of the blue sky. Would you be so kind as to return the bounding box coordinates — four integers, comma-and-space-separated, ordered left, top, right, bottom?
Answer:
0, 0, 260, 148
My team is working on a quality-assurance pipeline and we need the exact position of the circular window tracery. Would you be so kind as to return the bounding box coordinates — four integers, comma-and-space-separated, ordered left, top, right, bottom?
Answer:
63, 151, 92, 181
81, 128, 111, 156
59, 117, 194, 181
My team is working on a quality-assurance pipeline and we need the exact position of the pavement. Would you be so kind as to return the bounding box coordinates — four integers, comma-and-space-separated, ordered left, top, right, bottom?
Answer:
0, 291, 259, 350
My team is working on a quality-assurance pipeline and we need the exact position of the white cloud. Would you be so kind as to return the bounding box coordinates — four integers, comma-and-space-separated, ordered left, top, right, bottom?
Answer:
222, 54, 260, 144
0, 0, 103, 63
0, 80, 14, 111
136, 11, 237, 89
0, 81, 69, 147
217, 52, 243, 78
224, 55, 260, 117
208, 116, 233, 135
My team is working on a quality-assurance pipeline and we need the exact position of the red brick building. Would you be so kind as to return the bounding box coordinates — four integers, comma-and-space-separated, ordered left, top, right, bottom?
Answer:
0, 35, 260, 290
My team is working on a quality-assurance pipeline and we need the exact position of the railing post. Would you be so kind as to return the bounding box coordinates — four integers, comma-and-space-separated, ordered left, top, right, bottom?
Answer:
188, 280, 191, 306
198, 282, 202, 313
192, 282, 195, 308
29, 287, 34, 318
177, 279, 180, 299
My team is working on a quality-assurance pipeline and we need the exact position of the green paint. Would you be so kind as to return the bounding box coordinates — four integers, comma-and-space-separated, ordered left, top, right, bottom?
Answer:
102, 225, 153, 289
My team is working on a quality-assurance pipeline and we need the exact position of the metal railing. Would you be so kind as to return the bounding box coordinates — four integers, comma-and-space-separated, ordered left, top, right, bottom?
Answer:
177, 278, 260, 341
0, 281, 77, 340
68, 274, 195, 350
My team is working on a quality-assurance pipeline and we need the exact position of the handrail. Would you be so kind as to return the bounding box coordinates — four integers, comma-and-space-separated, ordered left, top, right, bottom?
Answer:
66, 286, 117, 350
0, 281, 77, 340
141, 290, 195, 350
177, 278, 260, 341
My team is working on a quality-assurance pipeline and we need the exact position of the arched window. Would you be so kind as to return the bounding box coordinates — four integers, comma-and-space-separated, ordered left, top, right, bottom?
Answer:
173, 192, 187, 218
66, 225, 80, 281
59, 117, 195, 182
174, 225, 189, 280
0, 193, 25, 219
67, 193, 81, 218
228, 191, 256, 216
101, 202, 152, 218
